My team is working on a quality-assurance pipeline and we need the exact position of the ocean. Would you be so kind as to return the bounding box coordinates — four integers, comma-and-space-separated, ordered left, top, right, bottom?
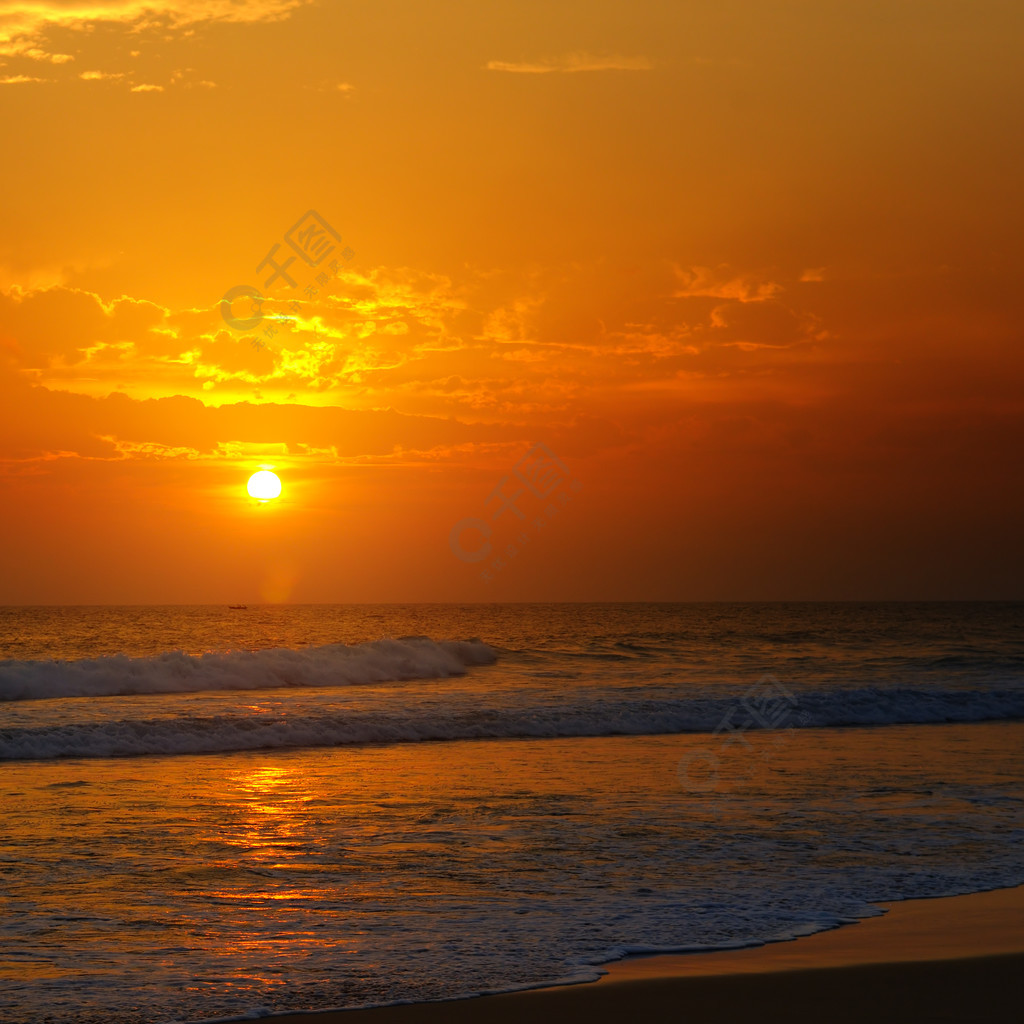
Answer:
1, 603, 1022, 1023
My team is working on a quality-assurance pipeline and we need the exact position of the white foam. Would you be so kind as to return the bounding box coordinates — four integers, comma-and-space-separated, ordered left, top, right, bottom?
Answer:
1, 685, 1022, 760
0, 637, 497, 703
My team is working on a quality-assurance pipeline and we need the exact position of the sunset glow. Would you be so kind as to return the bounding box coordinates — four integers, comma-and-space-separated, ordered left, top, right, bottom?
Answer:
1, 1, 1021, 603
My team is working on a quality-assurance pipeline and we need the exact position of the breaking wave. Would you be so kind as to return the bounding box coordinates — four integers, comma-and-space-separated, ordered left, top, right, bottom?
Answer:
0, 638, 498, 703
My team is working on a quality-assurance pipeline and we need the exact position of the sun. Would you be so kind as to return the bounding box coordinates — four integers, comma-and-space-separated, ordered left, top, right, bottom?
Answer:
247, 470, 282, 501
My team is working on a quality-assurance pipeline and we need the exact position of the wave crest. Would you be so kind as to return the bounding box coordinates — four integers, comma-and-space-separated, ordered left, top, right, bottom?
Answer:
0, 637, 498, 703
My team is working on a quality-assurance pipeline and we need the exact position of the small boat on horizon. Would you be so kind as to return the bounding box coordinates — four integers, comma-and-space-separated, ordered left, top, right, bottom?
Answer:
228, 605, 248, 610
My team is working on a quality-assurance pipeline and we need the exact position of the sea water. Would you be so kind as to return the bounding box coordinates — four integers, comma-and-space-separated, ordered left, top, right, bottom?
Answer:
1, 603, 1022, 1023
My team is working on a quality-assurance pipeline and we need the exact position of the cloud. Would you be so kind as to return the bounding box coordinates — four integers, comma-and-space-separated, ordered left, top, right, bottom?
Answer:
0, 273, 475, 405
309, 81, 355, 95
0, 74, 44, 84
15, 46, 73, 62
0, 286, 170, 370
672, 265, 782, 302
0, 259, 832, 426
486, 52, 653, 74
0, 38, 74, 62
0, 371, 515, 470
82, 70, 170, 91
0, 1, 312, 56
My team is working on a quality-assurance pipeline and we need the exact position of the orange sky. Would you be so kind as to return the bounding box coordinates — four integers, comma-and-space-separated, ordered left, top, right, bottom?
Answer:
1, 0, 1022, 603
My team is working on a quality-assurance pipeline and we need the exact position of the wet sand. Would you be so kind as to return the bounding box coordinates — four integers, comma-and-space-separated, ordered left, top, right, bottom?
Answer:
255, 884, 1024, 1023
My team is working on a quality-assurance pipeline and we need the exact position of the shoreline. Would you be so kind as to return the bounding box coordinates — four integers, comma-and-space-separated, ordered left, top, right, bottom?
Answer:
243, 883, 1024, 1024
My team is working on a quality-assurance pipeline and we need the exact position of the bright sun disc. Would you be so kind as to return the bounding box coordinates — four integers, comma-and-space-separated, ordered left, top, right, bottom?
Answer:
247, 470, 282, 501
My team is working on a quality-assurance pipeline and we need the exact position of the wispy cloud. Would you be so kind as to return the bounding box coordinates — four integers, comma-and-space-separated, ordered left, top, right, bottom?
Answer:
0, 74, 45, 84
486, 52, 653, 74
309, 81, 355, 95
14, 46, 73, 63
672, 265, 782, 303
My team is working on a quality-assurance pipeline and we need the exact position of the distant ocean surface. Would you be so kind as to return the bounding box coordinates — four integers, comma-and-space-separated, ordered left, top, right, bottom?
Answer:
1, 603, 1022, 1023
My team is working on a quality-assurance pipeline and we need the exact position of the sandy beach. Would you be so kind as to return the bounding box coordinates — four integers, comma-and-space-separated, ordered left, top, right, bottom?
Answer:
257, 884, 1024, 1024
